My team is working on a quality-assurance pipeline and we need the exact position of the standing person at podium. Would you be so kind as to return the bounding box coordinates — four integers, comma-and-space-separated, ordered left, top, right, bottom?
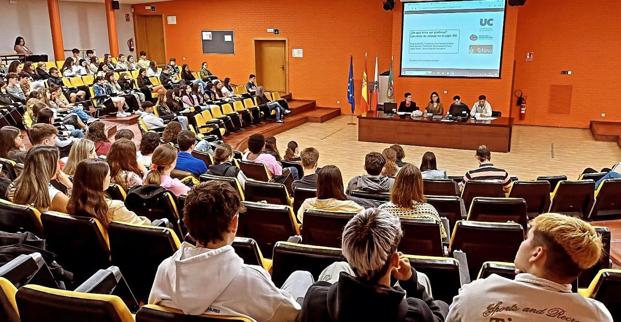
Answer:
448, 96, 470, 118
470, 95, 493, 117
425, 92, 444, 115
398, 92, 418, 112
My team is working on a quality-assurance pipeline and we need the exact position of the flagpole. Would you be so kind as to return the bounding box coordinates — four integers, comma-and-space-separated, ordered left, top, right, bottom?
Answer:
347, 55, 356, 125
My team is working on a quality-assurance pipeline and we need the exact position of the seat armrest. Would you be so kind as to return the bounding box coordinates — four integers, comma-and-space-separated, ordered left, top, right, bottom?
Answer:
453, 250, 471, 285
287, 235, 302, 244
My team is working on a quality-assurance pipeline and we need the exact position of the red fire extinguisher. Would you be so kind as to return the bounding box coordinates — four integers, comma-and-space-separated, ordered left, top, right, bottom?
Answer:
515, 90, 526, 120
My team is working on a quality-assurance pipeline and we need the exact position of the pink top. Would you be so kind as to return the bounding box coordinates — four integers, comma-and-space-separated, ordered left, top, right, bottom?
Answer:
160, 174, 190, 196
247, 153, 282, 176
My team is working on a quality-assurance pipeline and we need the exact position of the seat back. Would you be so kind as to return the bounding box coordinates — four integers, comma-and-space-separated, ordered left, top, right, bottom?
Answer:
281, 161, 304, 178
108, 222, 180, 303
293, 187, 316, 214
580, 172, 607, 181
82, 74, 94, 85
549, 180, 594, 218
536, 175, 568, 192
450, 220, 524, 280
192, 150, 214, 167
16, 284, 134, 322
69, 76, 84, 87
237, 201, 299, 258
406, 255, 462, 304
0, 199, 43, 237
124, 185, 182, 235
271, 242, 344, 287
200, 174, 245, 200
461, 181, 505, 210
244, 179, 290, 206
349, 190, 390, 202
585, 269, 621, 322
239, 160, 271, 181
425, 195, 465, 230
137, 304, 253, 322
589, 179, 621, 220
508, 180, 550, 217
423, 179, 459, 196
221, 103, 235, 114
302, 210, 356, 248
232, 237, 270, 271
210, 105, 224, 118
477, 261, 517, 279
0, 277, 19, 322
400, 218, 444, 256
0, 253, 45, 288
105, 184, 127, 201
41, 212, 110, 284
467, 197, 528, 229
578, 226, 611, 288
0, 158, 18, 180
243, 98, 255, 108
233, 100, 245, 111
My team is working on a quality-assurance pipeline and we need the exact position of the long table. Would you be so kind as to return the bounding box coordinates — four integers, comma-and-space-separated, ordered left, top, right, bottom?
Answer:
358, 112, 513, 152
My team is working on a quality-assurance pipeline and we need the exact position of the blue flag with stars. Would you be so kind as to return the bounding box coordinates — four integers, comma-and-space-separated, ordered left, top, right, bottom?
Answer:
347, 56, 355, 114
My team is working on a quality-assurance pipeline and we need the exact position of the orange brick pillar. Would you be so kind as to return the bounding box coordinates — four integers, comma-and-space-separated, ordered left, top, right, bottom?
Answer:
105, 0, 120, 56
47, 0, 65, 60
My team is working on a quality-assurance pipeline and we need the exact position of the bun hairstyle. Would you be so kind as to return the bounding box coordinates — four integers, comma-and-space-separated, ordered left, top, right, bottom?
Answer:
144, 144, 178, 186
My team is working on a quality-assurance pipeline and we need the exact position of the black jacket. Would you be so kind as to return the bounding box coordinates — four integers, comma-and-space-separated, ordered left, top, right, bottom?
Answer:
207, 162, 240, 178
292, 173, 318, 193
398, 101, 418, 112
298, 271, 447, 322
448, 103, 470, 117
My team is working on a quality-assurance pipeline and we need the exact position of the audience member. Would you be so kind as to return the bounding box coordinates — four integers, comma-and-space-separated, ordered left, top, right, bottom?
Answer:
264, 136, 281, 161
420, 151, 447, 179
14, 36, 33, 55
68, 159, 151, 227
114, 128, 135, 141
256, 86, 287, 123
28, 123, 58, 146
292, 147, 319, 192
446, 213, 612, 321
5, 73, 25, 103
140, 102, 166, 130
175, 131, 208, 176
346, 152, 395, 194
463, 145, 511, 192
107, 139, 144, 191
199, 61, 213, 79
144, 144, 190, 196
161, 121, 182, 145
8, 145, 72, 212
381, 147, 399, 177
137, 51, 150, 70
243, 134, 282, 177
298, 208, 448, 322
149, 181, 311, 320
378, 164, 447, 239
246, 74, 257, 93
297, 165, 363, 223
391, 144, 406, 167
137, 132, 161, 169
87, 121, 112, 156
207, 144, 241, 178
596, 162, 621, 188
284, 141, 301, 161
63, 139, 96, 176
0, 126, 26, 163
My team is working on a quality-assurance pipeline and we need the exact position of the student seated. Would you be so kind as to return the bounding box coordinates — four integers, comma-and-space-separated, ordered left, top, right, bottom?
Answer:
446, 213, 612, 321
298, 208, 448, 322
175, 131, 208, 176
63, 139, 97, 176
137, 132, 160, 169
596, 162, 621, 188
68, 159, 151, 227
107, 139, 145, 191
284, 141, 301, 162
140, 102, 166, 130
256, 86, 288, 123
463, 145, 511, 192
144, 144, 190, 197
297, 165, 363, 223
86, 121, 112, 156
426, 92, 444, 115
378, 164, 447, 239
470, 94, 493, 117
7, 145, 72, 213
246, 74, 257, 93
0, 125, 27, 163
207, 143, 241, 178
243, 134, 282, 178
292, 147, 320, 192
29, 122, 74, 151
381, 147, 399, 177
114, 129, 135, 141
391, 144, 406, 167
149, 181, 312, 320
398, 92, 418, 113
420, 151, 447, 179
448, 96, 470, 118
346, 152, 395, 194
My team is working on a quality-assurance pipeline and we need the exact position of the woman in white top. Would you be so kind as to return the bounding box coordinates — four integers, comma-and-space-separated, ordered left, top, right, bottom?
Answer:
297, 165, 363, 223
61, 57, 77, 77
147, 61, 160, 77
8, 145, 72, 213
419, 151, 447, 179
378, 163, 447, 239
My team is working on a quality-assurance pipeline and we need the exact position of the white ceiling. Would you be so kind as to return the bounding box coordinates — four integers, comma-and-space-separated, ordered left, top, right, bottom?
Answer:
60, 0, 171, 4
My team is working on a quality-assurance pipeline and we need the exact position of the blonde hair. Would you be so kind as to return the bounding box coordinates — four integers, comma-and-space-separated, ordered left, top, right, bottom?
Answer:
64, 139, 96, 176
13, 146, 59, 211
531, 213, 602, 275
145, 144, 177, 186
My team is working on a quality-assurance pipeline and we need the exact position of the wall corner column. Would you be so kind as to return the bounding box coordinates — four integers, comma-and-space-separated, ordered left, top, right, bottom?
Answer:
47, 0, 65, 60
105, 0, 120, 56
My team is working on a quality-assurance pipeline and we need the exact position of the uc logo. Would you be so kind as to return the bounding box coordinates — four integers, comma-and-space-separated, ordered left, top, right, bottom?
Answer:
480, 18, 494, 26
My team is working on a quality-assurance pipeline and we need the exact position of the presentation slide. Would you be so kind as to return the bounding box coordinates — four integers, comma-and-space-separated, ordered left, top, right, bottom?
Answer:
401, 0, 506, 78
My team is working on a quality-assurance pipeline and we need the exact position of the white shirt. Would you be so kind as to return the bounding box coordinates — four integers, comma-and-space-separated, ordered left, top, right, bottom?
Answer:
470, 101, 492, 117
141, 112, 165, 129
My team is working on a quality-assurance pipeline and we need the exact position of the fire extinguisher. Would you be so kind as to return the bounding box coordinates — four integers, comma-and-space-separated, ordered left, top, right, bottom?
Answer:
127, 38, 135, 52
515, 90, 526, 120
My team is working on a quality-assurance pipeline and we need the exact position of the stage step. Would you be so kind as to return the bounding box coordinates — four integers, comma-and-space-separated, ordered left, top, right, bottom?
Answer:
590, 121, 621, 148
306, 108, 341, 122
288, 99, 316, 115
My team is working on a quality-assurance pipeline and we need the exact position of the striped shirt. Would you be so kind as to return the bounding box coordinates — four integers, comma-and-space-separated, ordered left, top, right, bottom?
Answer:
463, 162, 511, 190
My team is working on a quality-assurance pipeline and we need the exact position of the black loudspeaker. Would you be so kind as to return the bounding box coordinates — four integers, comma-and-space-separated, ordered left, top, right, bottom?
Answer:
383, 0, 395, 11
508, 0, 526, 6
112, 0, 120, 10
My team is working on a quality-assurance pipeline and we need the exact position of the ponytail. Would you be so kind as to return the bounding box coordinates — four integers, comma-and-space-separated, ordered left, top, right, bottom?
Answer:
145, 144, 177, 186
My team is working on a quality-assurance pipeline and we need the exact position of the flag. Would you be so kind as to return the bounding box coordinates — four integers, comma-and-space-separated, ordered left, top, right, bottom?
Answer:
347, 56, 355, 114
370, 56, 379, 111
361, 52, 369, 113
387, 56, 394, 101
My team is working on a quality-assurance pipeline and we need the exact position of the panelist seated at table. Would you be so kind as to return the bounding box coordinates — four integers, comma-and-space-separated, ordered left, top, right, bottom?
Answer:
448, 95, 470, 118
470, 94, 493, 117
398, 92, 418, 112
425, 91, 444, 115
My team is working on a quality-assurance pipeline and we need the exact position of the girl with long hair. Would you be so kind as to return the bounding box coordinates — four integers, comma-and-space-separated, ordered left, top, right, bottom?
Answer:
106, 139, 145, 191
378, 164, 446, 239
161, 121, 182, 145
296, 165, 363, 223
8, 145, 72, 212
264, 136, 281, 161
137, 67, 165, 99
144, 144, 190, 196
0, 126, 26, 163
419, 151, 447, 179
381, 147, 399, 177
67, 159, 150, 227
63, 139, 96, 176
283, 141, 300, 162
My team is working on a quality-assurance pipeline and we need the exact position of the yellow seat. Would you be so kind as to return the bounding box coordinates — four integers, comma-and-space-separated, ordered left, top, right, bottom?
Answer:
149, 76, 161, 86
69, 76, 85, 87
55, 60, 64, 68
130, 70, 139, 79
221, 103, 235, 115
82, 74, 94, 86
265, 92, 273, 102
243, 98, 256, 108
111, 57, 118, 64
0, 277, 19, 322
113, 72, 120, 80
45, 61, 57, 70
192, 71, 200, 79
62, 77, 73, 88
272, 92, 282, 101
210, 105, 225, 118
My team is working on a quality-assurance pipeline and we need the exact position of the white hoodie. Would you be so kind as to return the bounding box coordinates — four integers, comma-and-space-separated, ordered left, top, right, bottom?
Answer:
148, 242, 300, 322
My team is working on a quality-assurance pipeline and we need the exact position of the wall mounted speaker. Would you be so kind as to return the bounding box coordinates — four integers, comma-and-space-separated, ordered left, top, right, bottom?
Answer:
508, 0, 526, 6
383, 0, 395, 11
112, 1, 120, 10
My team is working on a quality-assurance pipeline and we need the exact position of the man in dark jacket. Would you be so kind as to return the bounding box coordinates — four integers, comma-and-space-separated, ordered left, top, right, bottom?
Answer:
291, 147, 319, 193
298, 208, 448, 322
346, 152, 395, 194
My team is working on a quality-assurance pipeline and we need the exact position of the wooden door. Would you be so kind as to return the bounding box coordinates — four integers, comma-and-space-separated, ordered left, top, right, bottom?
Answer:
134, 15, 166, 65
254, 40, 287, 93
